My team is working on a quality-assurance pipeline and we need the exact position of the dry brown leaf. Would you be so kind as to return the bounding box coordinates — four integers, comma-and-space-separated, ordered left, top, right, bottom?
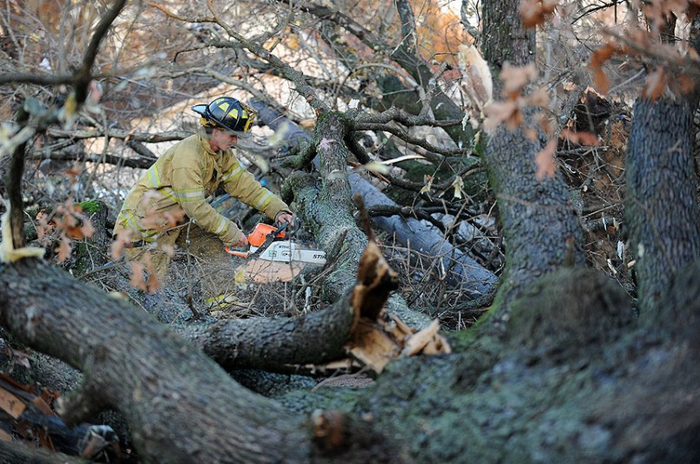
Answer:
483, 100, 522, 132
589, 42, 623, 94
643, 67, 666, 100
422, 334, 452, 355
524, 127, 538, 141
162, 209, 186, 228
592, 69, 610, 95
674, 74, 696, 94
110, 229, 131, 259
54, 237, 72, 263
590, 42, 618, 70
529, 88, 550, 107
386, 314, 414, 340
535, 139, 558, 181
520, 0, 558, 28
146, 271, 161, 294
129, 260, 147, 291
458, 43, 493, 110
144, 254, 161, 293
520, 0, 559, 27
500, 63, 538, 98
79, 218, 94, 239
64, 162, 83, 179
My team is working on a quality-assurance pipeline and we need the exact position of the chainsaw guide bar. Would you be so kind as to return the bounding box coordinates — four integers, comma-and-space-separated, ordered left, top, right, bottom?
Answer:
225, 222, 326, 265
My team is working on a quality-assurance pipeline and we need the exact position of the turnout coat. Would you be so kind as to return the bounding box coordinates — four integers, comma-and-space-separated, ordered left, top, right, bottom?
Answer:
114, 130, 289, 246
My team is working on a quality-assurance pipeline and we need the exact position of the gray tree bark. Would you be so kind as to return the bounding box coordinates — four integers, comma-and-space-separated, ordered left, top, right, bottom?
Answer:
480, 0, 586, 312
626, 97, 700, 314
481, 0, 535, 68
483, 119, 586, 308
0, 259, 310, 464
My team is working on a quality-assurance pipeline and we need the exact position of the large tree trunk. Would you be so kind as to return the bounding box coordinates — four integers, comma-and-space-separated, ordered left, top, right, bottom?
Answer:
483, 120, 586, 308
625, 97, 700, 315
3, 256, 700, 463
0, 259, 311, 463
479, 0, 586, 312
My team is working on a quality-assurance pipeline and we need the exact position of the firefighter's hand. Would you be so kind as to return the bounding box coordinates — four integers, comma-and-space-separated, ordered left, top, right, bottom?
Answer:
232, 231, 248, 248
275, 212, 293, 224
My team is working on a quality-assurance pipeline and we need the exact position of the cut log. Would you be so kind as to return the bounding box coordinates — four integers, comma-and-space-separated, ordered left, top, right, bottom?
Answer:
185, 241, 450, 376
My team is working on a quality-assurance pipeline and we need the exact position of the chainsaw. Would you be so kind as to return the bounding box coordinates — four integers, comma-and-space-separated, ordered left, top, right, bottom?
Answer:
225, 222, 326, 265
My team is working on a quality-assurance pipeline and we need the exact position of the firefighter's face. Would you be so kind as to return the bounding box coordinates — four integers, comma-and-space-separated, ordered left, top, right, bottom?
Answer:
210, 128, 238, 151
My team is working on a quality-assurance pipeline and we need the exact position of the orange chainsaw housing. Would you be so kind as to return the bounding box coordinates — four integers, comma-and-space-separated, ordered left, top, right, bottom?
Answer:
247, 223, 286, 247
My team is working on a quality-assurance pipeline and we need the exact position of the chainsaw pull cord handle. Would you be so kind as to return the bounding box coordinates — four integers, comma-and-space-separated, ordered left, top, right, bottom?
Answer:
225, 247, 249, 257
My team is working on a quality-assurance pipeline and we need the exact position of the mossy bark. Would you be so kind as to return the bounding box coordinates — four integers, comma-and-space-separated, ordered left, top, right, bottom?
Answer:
323, 266, 700, 464
3, 257, 700, 463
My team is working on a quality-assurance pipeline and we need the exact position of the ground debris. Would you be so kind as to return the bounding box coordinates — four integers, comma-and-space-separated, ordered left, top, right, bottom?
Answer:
0, 372, 120, 460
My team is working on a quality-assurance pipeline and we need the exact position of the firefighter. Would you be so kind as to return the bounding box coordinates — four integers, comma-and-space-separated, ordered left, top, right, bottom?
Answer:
113, 96, 293, 310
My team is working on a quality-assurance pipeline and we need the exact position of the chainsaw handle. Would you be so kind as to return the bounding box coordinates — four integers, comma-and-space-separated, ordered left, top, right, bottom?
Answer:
225, 246, 249, 258
272, 221, 289, 235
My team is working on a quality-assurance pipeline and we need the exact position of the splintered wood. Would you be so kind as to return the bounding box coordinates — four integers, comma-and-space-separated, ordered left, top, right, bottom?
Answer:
345, 242, 451, 374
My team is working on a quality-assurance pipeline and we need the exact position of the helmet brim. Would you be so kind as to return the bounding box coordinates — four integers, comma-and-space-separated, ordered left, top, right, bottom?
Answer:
191, 104, 209, 116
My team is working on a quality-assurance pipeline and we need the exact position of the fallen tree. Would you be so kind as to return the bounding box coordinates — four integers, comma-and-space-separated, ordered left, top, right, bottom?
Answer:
2, 233, 699, 463
1, 1, 700, 463
251, 100, 498, 300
